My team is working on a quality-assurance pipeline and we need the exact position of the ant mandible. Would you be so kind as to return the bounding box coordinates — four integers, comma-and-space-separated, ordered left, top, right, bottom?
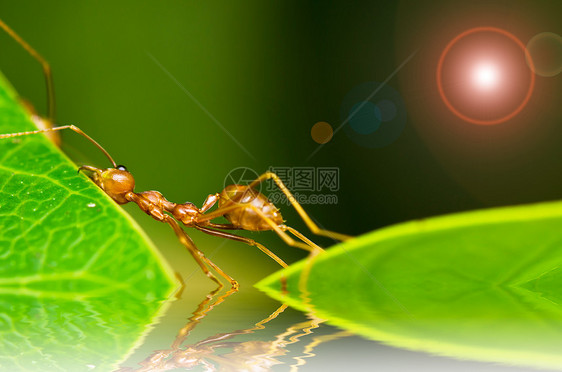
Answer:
0, 19, 352, 290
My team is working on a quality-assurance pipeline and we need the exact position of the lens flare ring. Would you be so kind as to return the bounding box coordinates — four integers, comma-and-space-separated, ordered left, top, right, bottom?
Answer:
436, 26, 535, 125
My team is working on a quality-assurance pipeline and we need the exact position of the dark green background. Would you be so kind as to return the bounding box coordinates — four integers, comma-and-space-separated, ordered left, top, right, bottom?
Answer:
0, 0, 560, 285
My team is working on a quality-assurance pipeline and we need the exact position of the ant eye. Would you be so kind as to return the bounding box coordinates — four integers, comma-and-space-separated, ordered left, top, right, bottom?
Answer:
116, 164, 128, 171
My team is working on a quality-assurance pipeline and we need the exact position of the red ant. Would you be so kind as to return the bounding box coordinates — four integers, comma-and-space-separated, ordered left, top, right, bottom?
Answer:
0, 19, 352, 289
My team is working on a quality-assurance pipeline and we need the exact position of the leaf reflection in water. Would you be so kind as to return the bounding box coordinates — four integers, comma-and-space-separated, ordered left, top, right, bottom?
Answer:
258, 203, 562, 370
117, 287, 350, 372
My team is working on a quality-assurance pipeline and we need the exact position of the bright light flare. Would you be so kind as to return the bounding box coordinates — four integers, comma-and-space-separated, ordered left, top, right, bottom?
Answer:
437, 27, 534, 125
472, 62, 500, 90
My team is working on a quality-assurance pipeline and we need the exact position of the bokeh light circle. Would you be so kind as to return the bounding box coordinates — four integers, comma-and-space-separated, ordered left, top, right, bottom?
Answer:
311, 121, 334, 144
342, 82, 406, 148
349, 101, 382, 134
376, 99, 397, 122
437, 27, 535, 125
526, 32, 562, 77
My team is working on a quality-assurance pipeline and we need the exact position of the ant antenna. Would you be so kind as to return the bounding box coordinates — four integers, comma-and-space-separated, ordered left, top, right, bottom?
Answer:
0, 19, 55, 122
0, 125, 118, 168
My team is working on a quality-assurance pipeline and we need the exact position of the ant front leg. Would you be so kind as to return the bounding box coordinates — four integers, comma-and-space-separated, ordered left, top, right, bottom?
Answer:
163, 214, 238, 290
248, 172, 353, 242
126, 192, 238, 290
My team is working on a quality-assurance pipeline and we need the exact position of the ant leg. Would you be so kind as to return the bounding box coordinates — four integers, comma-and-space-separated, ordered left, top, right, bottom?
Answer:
0, 19, 55, 122
206, 223, 242, 230
194, 303, 289, 350
162, 214, 239, 290
0, 125, 117, 167
194, 225, 288, 268
244, 205, 324, 254
270, 317, 323, 351
196, 223, 290, 291
127, 192, 237, 289
171, 285, 237, 350
244, 205, 323, 253
253, 303, 288, 330
248, 172, 353, 241
197, 203, 323, 253
77, 165, 102, 176
282, 225, 324, 256
189, 303, 289, 352
173, 272, 185, 299
200, 193, 220, 213
193, 202, 240, 222
171, 286, 221, 349
291, 330, 352, 370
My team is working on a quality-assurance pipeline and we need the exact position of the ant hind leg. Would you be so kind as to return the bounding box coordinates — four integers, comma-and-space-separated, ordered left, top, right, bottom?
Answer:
246, 205, 324, 254
196, 203, 324, 254
194, 225, 289, 268
248, 172, 353, 242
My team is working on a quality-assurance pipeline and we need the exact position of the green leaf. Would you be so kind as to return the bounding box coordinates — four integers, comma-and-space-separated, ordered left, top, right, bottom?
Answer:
257, 201, 562, 370
0, 71, 177, 371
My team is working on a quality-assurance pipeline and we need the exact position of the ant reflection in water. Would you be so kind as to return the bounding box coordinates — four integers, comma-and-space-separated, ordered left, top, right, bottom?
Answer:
117, 290, 350, 372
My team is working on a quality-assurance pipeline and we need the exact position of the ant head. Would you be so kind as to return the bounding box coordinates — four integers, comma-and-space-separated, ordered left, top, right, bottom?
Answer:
79, 165, 135, 205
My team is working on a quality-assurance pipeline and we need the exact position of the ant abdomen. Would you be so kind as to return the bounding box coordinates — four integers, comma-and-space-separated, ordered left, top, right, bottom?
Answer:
219, 185, 283, 231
